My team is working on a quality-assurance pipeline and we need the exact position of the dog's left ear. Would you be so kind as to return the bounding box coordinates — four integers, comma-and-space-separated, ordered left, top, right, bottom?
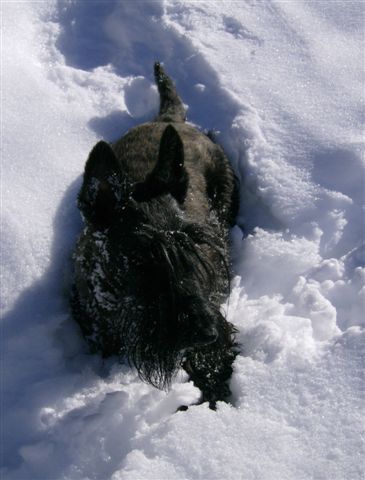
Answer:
133, 125, 188, 203
78, 141, 125, 229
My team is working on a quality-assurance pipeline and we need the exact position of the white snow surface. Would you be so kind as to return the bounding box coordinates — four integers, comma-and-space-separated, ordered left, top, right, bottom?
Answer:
2, 1, 364, 479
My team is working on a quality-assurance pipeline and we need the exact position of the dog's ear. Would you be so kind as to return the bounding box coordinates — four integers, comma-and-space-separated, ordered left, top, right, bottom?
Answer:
133, 125, 188, 203
78, 141, 124, 229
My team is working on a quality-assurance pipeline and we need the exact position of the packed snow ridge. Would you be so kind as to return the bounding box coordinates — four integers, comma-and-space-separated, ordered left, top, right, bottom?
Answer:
2, 1, 364, 480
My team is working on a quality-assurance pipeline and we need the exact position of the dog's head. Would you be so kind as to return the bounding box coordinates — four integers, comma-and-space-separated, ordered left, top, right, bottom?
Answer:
78, 125, 188, 228
76, 125, 229, 387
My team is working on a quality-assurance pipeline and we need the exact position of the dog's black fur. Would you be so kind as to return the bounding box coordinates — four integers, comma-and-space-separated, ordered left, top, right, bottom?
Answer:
72, 63, 238, 409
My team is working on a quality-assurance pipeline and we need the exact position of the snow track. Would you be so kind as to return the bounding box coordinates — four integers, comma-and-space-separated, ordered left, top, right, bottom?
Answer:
2, 1, 364, 479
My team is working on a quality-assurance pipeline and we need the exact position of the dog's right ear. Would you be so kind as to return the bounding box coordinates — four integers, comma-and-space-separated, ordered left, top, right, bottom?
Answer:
78, 141, 123, 229
133, 125, 188, 203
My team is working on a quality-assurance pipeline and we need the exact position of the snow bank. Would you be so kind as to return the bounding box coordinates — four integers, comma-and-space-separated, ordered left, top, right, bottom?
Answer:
2, 1, 364, 479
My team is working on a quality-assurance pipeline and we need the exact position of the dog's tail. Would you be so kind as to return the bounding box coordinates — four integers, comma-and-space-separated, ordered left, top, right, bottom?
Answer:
154, 62, 186, 122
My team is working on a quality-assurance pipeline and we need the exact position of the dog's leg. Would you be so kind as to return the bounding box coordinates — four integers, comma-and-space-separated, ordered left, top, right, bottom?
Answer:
154, 62, 186, 122
183, 321, 238, 409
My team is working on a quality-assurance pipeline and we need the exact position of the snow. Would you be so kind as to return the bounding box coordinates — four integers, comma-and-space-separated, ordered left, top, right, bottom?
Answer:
1, 1, 364, 479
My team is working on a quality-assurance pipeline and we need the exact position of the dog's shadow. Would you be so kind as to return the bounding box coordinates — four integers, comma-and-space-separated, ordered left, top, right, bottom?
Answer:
2, 178, 82, 336
1, 177, 91, 467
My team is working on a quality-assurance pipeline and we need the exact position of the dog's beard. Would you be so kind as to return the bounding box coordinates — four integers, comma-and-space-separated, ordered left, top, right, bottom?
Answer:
127, 336, 184, 390
113, 301, 185, 390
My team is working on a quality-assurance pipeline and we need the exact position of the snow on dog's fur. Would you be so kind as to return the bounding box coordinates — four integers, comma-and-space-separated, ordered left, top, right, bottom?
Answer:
72, 63, 238, 408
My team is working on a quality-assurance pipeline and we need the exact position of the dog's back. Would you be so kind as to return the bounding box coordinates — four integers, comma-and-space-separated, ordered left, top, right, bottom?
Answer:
112, 63, 236, 226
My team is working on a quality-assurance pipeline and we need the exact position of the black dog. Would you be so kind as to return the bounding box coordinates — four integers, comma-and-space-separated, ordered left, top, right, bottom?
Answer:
72, 63, 238, 409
